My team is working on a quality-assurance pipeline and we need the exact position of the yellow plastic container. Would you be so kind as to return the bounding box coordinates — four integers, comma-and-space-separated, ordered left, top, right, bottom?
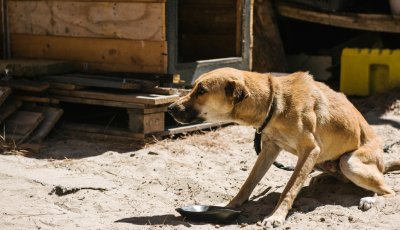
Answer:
340, 48, 400, 96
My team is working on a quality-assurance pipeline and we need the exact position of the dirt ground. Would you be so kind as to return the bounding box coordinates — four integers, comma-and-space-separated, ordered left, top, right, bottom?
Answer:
1, 107, 400, 230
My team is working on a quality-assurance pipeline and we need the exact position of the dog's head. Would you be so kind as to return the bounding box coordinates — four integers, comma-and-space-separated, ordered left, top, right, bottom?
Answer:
167, 68, 250, 124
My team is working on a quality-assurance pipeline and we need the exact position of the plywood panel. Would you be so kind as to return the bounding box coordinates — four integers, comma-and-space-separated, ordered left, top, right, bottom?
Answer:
9, 1, 165, 41
10, 34, 168, 73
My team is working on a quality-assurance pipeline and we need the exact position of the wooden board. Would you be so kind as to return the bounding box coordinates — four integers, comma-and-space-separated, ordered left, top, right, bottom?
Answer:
60, 122, 146, 139
0, 79, 49, 92
4, 110, 44, 136
0, 59, 73, 77
0, 87, 12, 106
47, 89, 179, 105
154, 122, 232, 136
10, 95, 59, 104
129, 111, 164, 134
127, 106, 168, 115
30, 106, 64, 141
236, 0, 243, 56
49, 82, 88, 91
60, 129, 149, 145
9, 1, 165, 41
40, 76, 141, 90
78, 71, 181, 84
275, 1, 400, 34
0, 99, 22, 122
10, 34, 168, 74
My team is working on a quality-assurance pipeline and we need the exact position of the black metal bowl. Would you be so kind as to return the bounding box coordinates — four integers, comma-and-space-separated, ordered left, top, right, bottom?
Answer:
175, 205, 243, 223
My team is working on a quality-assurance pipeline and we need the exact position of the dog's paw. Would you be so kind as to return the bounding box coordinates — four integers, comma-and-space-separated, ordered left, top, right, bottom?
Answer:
359, 197, 375, 211
262, 215, 285, 228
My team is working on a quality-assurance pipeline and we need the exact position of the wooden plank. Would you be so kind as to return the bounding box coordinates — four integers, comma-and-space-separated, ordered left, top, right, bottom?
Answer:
49, 82, 88, 91
10, 95, 59, 104
39, 76, 141, 90
10, 34, 168, 74
51, 95, 152, 109
127, 106, 168, 115
0, 59, 73, 77
60, 122, 145, 139
4, 110, 44, 136
9, 1, 165, 41
0, 87, 12, 106
0, 99, 22, 122
19, 102, 37, 111
154, 122, 232, 136
0, 79, 49, 92
236, 0, 242, 56
30, 106, 63, 141
47, 89, 179, 105
274, 1, 400, 34
72, 61, 167, 74
79, 71, 180, 84
60, 129, 149, 145
9, 0, 166, 2
65, 73, 158, 88
129, 111, 164, 134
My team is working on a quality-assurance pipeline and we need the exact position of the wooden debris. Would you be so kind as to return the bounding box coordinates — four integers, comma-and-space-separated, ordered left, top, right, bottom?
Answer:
10, 95, 59, 104
48, 89, 179, 105
4, 111, 44, 136
30, 106, 64, 141
0, 87, 12, 106
0, 79, 49, 92
0, 59, 73, 77
0, 99, 22, 122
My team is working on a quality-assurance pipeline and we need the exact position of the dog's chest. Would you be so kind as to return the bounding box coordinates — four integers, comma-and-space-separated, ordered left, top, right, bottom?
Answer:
263, 130, 298, 155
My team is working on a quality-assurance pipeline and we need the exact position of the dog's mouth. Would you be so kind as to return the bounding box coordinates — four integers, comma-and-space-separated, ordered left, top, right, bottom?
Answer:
168, 103, 205, 124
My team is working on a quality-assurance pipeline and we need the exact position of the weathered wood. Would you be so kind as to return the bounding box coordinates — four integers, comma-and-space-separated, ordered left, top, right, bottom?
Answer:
154, 122, 232, 136
129, 111, 164, 134
0, 87, 12, 106
9, 1, 165, 41
10, 34, 168, 74
19, 102, 37, 111
72, 61, 167, 74
47, 89, 179, 105
10, 96, 59, 104
274, 1, 400, 34
80, 71, 181, 84
60, 122, 146, 139
127, 106, 168, 115
0, 79, 49, 92
4, 111, 44, 136
0, 59, 73, 77
51, 95, 155, 109
30, 106, 64, 141
60, 129, 149, 145
39, 76, 141, 90
0, 99, 22, 122
49, 82, 88, 91
252, 0, 288, 72
65, 73, 158, 88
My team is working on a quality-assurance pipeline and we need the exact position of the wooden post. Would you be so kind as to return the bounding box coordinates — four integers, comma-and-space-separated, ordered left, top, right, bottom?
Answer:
253, 0, 288, 73
127, 109, 164, 134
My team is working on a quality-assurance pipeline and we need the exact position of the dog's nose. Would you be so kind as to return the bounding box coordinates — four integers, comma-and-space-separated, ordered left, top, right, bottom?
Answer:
167, 104, 174, 114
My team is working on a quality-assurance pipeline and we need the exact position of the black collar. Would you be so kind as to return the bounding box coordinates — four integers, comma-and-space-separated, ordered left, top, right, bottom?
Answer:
256, 97, 275, 134
254, 96, 275, 155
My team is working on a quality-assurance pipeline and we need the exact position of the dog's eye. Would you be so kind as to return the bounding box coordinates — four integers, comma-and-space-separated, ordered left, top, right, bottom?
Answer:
197, 86, 206, 95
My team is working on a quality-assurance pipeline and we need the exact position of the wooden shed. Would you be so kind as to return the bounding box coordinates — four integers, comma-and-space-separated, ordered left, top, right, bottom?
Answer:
6, 0, 253, 84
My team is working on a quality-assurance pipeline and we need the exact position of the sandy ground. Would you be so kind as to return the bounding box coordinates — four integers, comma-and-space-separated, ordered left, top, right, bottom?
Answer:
1, 109, 400, 230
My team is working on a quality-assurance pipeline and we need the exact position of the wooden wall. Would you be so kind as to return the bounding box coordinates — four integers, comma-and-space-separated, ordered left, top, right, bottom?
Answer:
8, 0, 167, 73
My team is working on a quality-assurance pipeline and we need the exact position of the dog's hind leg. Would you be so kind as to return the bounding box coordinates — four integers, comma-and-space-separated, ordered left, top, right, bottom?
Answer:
340, 147, 396, 211
225, 140, 281, 208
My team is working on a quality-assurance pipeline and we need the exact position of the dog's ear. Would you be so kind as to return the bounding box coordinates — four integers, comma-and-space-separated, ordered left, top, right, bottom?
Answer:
225, 80, 250, 105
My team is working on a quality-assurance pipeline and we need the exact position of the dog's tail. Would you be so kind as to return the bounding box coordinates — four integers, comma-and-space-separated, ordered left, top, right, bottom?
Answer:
384, 160, 400, 174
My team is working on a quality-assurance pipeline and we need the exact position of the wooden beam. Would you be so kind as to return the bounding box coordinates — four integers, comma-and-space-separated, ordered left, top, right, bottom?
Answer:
9, 1, 165, 41
80, 71, 181, 84
0, 79, 49, 92
0, 99, 22, 122
10, 34, 168, 74
60, 129, 149, 145
49, 83, 88, 91
30, 106, 64, 141
4, 111, 44, 136
39, 76, 141, 90
0, 59, 73, 77
65, 73, 158, 88
60, 122, 146, 139
10, 96, 59, 104
274, 1, 400, 34
47, 89, 179, 105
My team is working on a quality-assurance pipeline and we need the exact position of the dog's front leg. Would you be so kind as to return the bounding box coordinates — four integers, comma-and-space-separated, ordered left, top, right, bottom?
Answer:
225, 140, 281, 208
262, 144, 320, 228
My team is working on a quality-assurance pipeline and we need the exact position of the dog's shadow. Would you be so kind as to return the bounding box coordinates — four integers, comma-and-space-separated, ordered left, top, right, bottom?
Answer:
115, 174, 374, 227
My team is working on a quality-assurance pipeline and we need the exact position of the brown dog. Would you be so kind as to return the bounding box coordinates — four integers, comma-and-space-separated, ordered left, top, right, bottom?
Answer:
167, 68, 400, 228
